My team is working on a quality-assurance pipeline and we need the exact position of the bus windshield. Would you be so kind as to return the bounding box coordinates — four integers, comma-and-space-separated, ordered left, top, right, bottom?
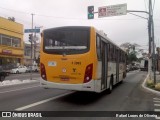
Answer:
43, 27, 90, 55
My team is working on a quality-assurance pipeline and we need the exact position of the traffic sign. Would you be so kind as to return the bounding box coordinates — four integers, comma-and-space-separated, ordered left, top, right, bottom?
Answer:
98, 4, 127, 18
24, 29, 40, 33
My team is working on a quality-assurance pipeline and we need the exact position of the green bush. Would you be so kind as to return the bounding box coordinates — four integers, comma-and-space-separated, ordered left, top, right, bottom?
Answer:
146, 79, 155, 88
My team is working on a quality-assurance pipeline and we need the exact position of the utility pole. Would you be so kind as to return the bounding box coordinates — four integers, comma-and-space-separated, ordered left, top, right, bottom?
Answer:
127, 0, 156, 84
148, 0, 156, 84
148, 0, 152, 81
30, 13, 34, 80
34, 26, 36, 62
151, 3, 156, 84
34, 26, 42, 64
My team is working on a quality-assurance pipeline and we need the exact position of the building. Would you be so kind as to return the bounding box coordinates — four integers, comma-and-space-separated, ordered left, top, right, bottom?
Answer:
24, 42, 40, 66
24, 43, 31, 66
0, 17, 24, 66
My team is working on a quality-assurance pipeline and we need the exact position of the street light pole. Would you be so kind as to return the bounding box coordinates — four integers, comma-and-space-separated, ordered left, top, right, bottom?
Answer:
33, 26, 43, 64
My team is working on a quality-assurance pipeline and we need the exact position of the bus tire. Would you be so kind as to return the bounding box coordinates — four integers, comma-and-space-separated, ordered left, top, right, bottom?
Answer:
120, 79, 123, 84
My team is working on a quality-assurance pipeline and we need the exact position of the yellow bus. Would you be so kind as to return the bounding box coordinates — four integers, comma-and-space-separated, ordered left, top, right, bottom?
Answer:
40, 26, 126, 93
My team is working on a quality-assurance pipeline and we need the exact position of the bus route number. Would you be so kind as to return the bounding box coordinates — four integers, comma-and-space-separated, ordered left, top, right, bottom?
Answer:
72, 61, 81, 65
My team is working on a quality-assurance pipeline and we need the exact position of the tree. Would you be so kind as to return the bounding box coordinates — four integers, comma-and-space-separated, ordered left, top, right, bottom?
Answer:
120, 42, 140, 64
127, 51, 138, 63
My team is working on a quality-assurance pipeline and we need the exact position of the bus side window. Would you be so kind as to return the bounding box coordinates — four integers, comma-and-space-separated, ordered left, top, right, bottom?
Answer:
111, 45, 114, 61
96, 35, 101, 61
119, 51, 121, 62
110, 44, 112, 61
113, 46, 116, 62
120, 51, 122, 62
117, 49, 119, 62
108, 44, 110, 61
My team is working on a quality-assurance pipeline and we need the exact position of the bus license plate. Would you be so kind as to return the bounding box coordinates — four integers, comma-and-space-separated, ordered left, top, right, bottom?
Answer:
61, 77, 70, 81
48, 61, 57, 66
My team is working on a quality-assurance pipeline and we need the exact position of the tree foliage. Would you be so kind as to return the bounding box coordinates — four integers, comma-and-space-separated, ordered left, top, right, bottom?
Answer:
127, 51, 138, 63
120, 42, 139, 63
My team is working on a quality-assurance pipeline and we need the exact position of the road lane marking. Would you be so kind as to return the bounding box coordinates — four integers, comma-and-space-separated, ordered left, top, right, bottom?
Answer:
155, 104, 160, 107
154, 109, 160, 112
0, 86, 39, 94
154, 101, 160, 103
156, 116, 160, 120
154, 98, 160, 101
15, 91, 75, 111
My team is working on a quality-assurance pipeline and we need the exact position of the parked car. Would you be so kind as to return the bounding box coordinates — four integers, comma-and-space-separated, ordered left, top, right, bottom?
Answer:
2, 65, 11, 76
10, 66, 27, 74
26, 65, 39, 72
1, 64, 17, 76
0, 66, 7, 81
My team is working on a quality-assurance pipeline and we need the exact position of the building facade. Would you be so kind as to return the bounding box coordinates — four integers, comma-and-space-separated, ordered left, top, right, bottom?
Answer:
0, 17, 24, 66
24, 43, 40, 66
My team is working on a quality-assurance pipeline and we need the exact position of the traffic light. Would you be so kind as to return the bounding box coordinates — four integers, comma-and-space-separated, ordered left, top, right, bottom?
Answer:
88, 6, 94, 19
29, 34, 33, 42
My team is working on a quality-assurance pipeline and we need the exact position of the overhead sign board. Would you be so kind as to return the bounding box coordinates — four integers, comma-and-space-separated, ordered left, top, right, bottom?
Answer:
24, 29, 40, 33
98, 4, 127, 18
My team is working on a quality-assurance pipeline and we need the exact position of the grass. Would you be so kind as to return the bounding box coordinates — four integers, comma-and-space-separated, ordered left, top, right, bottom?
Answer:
146, 79, 160, 91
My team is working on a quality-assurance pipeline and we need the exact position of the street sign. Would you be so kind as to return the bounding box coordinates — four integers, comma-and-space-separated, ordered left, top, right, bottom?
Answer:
98, 4, 127, 18
24, 29, 40, 33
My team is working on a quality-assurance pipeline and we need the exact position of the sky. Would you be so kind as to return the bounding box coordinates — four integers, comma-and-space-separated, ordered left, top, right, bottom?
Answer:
0, 0, 160, 52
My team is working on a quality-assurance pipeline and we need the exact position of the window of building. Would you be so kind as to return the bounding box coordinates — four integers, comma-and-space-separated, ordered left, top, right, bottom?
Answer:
2, 35, 11, 46
0, 34, 21, 48
25, 46, 31, 56
12, 38, 21, 47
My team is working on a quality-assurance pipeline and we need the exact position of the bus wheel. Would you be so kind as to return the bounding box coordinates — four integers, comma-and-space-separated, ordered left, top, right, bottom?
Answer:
120, 79, 123, 84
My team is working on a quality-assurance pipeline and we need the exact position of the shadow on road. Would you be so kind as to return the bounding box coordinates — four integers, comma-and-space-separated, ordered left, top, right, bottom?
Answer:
55, 91, 107, 105
54, 83, 123, 105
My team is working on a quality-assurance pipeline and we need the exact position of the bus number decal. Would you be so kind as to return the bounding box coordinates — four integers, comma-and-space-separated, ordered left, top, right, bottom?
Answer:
72, 61, 81, 65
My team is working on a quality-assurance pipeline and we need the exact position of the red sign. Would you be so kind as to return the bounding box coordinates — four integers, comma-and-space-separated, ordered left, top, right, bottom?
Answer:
2, 49, 12, 55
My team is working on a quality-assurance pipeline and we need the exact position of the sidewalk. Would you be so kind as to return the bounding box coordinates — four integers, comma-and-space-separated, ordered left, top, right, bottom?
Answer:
142, 71, 160, 96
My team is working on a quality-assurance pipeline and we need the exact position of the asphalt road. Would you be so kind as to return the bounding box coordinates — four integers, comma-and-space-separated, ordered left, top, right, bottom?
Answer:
0, 71, 159, 120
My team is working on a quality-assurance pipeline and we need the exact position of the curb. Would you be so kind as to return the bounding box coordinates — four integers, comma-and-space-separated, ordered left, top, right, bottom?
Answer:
142, 74, 160, 96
